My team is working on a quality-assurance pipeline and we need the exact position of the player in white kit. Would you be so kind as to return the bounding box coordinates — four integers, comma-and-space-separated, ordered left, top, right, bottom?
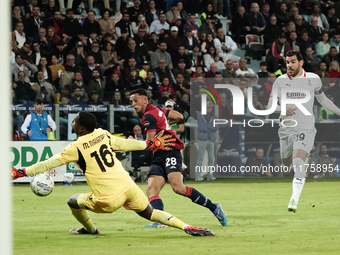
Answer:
268, 50, 340, 212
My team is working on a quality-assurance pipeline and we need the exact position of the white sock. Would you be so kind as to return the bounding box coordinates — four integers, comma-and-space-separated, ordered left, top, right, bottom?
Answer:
290, 158, 306, 204
89, 226, 97, 233
182, 224, 189, 230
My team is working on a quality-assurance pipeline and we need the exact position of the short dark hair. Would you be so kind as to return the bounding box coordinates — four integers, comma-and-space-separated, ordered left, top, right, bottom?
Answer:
260, 61, 267, 66
35, 98, 44, 104
78, 112, 97, 132
147, 70, 154, 75
285, 50, 303, 61
66, 9, 74, 14
130, 88, 147, 97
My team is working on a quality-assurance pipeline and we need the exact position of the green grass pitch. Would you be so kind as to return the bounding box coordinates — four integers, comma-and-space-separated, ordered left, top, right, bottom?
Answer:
13, 179, 340, 255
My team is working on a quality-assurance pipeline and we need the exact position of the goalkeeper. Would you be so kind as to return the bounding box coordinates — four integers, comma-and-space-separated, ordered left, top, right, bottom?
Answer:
12, 112, 214, 237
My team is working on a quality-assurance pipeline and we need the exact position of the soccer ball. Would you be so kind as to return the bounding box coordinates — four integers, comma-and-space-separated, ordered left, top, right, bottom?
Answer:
64, 173, 75, 184
30, 173, 54, 197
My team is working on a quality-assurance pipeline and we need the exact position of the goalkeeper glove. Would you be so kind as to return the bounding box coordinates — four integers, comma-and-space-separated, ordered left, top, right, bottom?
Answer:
146, 130, 176, 151
11, 167, 26, 180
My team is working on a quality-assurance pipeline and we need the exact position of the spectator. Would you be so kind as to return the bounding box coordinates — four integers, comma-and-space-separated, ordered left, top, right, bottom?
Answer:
165, 99, 185, 136
115, 11, 134, 38
316, 62, 330, 80
101, 41, 118, 69
173, 59, 191, 83
87, 40, 104, 68
143, 70, 158, 96
298, 31, 314, 57
48, 54, 65, 84
213, 28, 240, 63
308, 3, 330, 30
316, 144, 336, 178
82, 11, 102, 38
205, 62, 218, 78
46, 26, 62, 50
147, 32, 159, 53
315, 32, 331, 58
65, 54, 81, 74
173, 72, 190, 97
257, 61, 269, 86
166, 2, 181, 25
322, 46, 340, 69
294, 15, 309, 37
26, 6, 46, 40
63, 9, 81, 38
47, 10, 65, 39
190, 46, 204, 72
69, 87, 86, 104
166, 26, 183, 57
158, 77, 177, 100
126, 67, 146, 90
303, 46, 320, 73
150, 41, 173, 69
276, 2, 290, 29
139, 60, 150, 79
56, 85, 71, 104
127, 0, 143, 23
42, 0, 59, 20
200, 3, 216, 26
327, 60, 340, 83
222, 59, 237, 82
12, 71, 36, 104
104, 72, 124, 101
122, 39, 144, 69
201, 33, 215, 54
33, 28, 52, 53
267, 33, 290, 72
244, 148, 272, 177
18, 42, 33, 64
11, 5, 23, 31
183, 14, 199, 38
134, 28, 150, 59
178, 93, 190, 117
31, 42, 48, 67
287, 31, 300, 51
12, 54, 38, 82
218, 92, 233, 120
308, 17, 324, 44
199, 14, 216, 38
329, 33, 340, 52
37, 57, 53, 83
195, 101, 219, 181
70, 71, 88, 101
264, 15, 281, 49
231, 6, 250, 45
149, 12, 169, 35
115, 27, 129, 59
69, 41, 88, 67
33, 70, 56, 103
177, 1, 189, 22
87, 68, 106, 101
21, 98, 56, 141
81, 55, 97, 85
236, 58, 258, 81
247, 2, 266, 35
326, 6, 337, 36
98, 9, 115, 36
132, 14, 150, 34
182, 28, 200, 55
130, 124, 152, 178
13, 21, 26, 49
261, 2, 272, 25
145, 0, 160, 26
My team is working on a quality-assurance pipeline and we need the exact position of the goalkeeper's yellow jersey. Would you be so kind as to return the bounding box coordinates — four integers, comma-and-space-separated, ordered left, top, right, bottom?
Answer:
26, 128, 147, 199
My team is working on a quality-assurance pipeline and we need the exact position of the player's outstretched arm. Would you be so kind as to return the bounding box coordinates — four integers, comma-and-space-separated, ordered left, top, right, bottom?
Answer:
315, 92, 340, 116
11, 155, 64, 180
167, 110, 184, 124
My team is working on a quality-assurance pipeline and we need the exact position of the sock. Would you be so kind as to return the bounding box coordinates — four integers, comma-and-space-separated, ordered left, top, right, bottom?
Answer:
290, 158, 306, 204
150, 209, 186, 230
69, 207, 97, 233
149, 196, 164, 211
185, 186, 217, 213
